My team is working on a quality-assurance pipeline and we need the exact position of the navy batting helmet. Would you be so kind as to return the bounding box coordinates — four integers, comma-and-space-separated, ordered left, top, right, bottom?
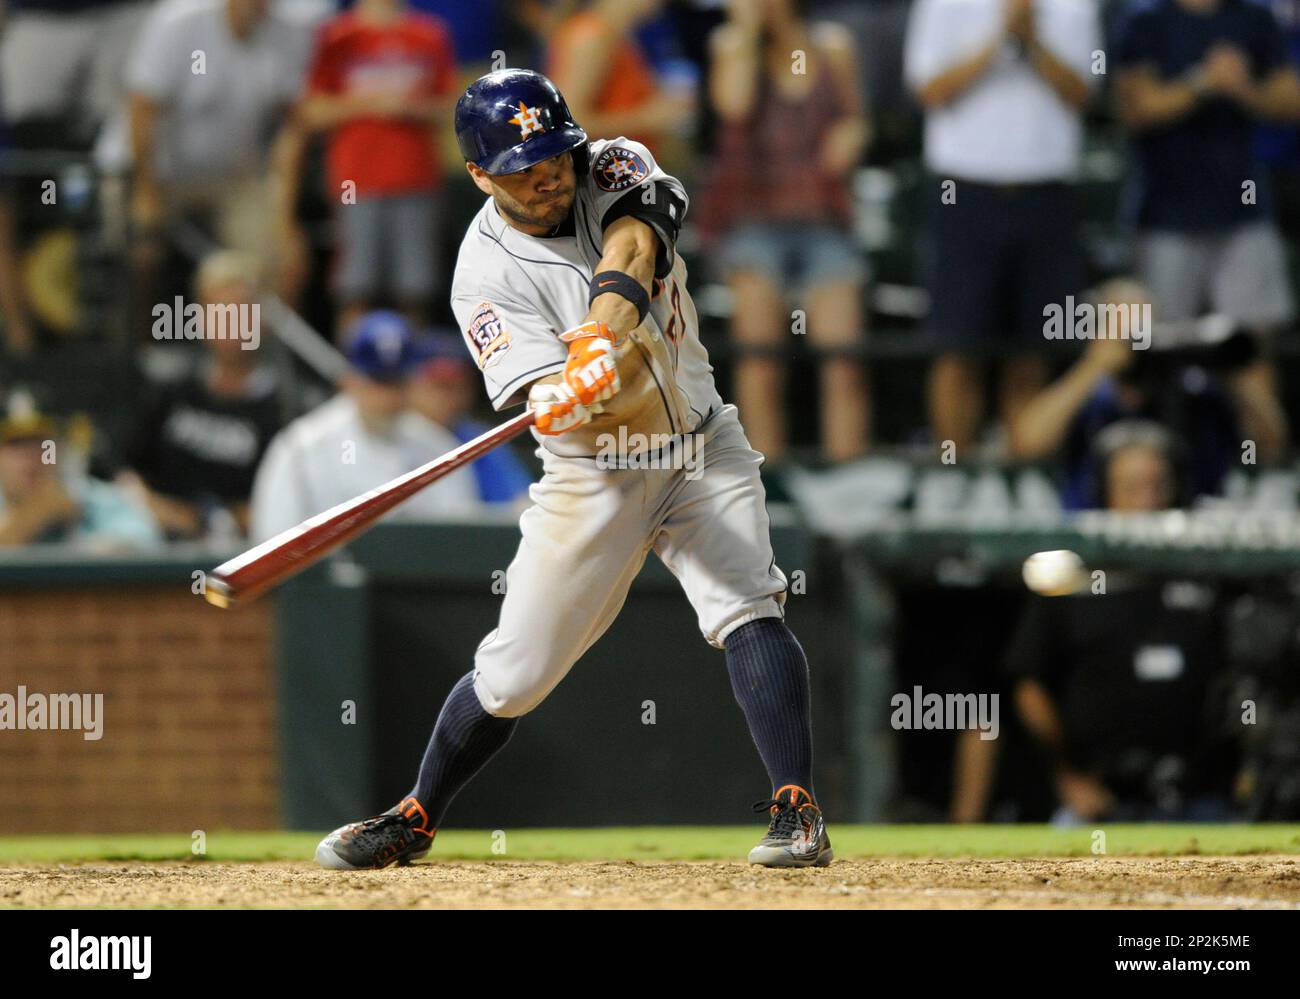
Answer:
455, 69, 588, 176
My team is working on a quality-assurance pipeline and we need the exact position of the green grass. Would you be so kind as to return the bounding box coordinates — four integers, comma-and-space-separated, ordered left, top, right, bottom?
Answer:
1, 824, 1299, 864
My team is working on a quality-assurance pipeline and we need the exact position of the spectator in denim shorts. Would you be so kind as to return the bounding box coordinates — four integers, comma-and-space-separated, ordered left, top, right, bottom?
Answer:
699, 0, 871, 464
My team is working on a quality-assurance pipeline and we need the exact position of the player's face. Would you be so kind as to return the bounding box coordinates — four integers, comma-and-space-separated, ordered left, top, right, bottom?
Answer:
471, 152, 577, 235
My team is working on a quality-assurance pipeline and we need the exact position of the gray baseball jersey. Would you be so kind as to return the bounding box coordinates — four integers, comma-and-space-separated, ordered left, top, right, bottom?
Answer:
450, 137, 725, 462
449, 136, 787, 717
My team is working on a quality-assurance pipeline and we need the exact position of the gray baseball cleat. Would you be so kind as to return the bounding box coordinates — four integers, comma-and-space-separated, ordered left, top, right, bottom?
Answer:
315, 797, 436, 870
748, 784, 833, 867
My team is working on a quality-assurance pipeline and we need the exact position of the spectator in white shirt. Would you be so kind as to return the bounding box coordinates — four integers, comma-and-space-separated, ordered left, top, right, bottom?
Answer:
250, 311, 481, 542
904, 0, 1100, 453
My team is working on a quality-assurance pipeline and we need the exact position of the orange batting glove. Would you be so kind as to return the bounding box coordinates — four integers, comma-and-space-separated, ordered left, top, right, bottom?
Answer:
559, 320, 621, 406
528, 379, 594, 435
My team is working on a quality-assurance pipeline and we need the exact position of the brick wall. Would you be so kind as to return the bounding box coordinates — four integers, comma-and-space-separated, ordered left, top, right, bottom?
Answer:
0, 587, 277, 834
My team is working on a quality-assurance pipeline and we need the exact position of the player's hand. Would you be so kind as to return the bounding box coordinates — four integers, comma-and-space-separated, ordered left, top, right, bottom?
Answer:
559, 321, 622, 406
528, 379, 594, 435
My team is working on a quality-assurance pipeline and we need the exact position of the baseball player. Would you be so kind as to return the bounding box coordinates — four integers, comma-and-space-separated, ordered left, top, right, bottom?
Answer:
316, 69, 831, 869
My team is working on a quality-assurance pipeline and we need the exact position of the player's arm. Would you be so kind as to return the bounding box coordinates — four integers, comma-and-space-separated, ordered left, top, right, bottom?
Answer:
531, 218, 655, 424
586, 215, 658, 336
529, 216, 665, 435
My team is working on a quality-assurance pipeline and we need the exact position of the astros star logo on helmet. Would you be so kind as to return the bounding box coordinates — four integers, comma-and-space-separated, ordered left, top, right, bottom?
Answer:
508, 102, 545, 140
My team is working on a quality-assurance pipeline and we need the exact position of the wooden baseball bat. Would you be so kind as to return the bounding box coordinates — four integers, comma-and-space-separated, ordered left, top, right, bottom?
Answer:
202, 409, 536, 608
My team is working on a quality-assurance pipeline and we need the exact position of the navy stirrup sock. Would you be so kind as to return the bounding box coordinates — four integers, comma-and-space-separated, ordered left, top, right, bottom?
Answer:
409, 671, 517, 826
724, 618, 815, 799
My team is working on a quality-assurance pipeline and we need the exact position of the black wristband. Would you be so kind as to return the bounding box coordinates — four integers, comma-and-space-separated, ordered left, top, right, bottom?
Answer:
588, 270, 650, 325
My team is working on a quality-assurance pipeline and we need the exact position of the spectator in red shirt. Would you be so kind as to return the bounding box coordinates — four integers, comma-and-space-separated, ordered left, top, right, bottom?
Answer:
276, 0, 458, 338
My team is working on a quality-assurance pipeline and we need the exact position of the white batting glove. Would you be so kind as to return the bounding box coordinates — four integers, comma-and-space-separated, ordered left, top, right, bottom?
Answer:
528, 379, 594, 436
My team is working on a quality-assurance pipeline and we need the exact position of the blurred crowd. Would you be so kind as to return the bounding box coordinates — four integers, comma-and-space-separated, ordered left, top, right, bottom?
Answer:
0, 0, 1298, 552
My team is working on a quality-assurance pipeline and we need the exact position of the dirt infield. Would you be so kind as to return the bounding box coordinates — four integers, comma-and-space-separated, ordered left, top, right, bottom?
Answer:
3, 856, 1299, 909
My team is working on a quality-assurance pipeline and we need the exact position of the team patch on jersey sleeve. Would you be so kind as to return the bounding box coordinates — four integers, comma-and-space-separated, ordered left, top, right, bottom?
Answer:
593, 146, 650, 192
466, 302, 512, 368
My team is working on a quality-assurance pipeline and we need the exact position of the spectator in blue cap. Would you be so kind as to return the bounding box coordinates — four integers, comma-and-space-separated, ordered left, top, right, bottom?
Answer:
250, 310, 481, 541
